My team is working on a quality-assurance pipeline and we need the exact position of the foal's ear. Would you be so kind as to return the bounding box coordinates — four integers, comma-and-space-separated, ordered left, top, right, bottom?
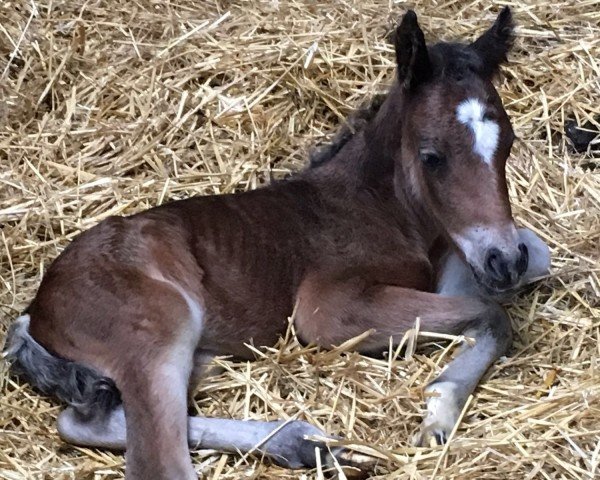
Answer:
470, 7, 515, 78
393, 10, 432, 90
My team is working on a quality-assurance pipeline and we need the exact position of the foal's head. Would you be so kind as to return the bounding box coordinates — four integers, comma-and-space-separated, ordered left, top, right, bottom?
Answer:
393, 8, 527, 293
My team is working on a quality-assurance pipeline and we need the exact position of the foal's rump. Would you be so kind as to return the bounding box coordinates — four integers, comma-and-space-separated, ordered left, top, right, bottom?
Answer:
2, 212, 203, 428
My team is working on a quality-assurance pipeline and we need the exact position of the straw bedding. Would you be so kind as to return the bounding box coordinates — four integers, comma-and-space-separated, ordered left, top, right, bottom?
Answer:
1, 0, 599, 478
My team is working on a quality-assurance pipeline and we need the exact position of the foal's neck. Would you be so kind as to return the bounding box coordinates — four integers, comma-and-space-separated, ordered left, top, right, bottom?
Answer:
305, 84, 441, 249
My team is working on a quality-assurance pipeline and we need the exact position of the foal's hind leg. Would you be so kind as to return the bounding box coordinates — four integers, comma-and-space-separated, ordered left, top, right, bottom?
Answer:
117, 352, 196, 480
60, 351, 357, 470
60, 405, 348, 470
59, 330, 198, 479
295, 277, 512, 446
58, 340, 352, 470
98, 277, 202, 480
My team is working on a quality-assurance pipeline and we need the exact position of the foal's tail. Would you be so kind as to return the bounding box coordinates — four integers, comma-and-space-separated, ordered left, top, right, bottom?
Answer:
2, 314, 121, 419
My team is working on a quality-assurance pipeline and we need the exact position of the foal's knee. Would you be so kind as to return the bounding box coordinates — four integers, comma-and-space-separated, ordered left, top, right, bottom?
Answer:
467, 300, 513, 356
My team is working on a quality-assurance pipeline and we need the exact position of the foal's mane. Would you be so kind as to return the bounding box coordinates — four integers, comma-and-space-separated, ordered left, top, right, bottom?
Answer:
308, 93, 386, 168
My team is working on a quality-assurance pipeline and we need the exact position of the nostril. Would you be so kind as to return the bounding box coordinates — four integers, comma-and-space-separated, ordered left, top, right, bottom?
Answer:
517, 243, 529, 276
485, 248, 503, 278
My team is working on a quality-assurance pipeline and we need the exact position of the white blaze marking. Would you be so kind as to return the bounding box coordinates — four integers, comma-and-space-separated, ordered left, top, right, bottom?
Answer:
456, 98, 499, 165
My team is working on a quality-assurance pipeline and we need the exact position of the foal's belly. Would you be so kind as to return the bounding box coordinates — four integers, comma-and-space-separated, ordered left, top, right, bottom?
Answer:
199, 286, 297, 359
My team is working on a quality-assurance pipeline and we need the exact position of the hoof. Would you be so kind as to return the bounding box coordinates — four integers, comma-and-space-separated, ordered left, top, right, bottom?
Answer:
413, 423, 449, 447
331, 449, 378, 479
413, 381, 460, 448
261, 420, 376, 477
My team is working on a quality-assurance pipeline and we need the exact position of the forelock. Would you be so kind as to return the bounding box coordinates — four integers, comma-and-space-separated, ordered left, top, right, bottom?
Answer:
428, 42, 484, 81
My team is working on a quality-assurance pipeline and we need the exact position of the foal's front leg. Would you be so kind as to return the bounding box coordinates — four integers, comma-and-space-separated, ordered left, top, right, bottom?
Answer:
295, 277, 513, 447
414, 227, 550, 445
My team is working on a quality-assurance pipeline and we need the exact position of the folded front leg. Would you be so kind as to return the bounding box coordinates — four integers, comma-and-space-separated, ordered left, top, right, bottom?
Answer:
295, 275, 513, 445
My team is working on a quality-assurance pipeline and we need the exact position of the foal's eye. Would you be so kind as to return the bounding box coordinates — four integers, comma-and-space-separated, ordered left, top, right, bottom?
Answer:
420, 152, 445, 170
482, 111, 496, 122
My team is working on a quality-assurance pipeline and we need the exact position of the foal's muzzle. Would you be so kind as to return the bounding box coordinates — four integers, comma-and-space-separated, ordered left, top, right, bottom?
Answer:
483, 243, 529, 290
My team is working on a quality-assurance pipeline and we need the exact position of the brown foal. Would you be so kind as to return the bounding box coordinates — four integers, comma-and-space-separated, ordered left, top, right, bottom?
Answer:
4, 8, 550, 479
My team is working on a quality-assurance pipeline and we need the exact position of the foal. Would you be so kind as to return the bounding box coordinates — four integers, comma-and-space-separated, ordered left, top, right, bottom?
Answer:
4, 8, 550, 478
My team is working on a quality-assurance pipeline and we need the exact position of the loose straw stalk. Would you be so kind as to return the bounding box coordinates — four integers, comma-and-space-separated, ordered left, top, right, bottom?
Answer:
1, 1, 599, 479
